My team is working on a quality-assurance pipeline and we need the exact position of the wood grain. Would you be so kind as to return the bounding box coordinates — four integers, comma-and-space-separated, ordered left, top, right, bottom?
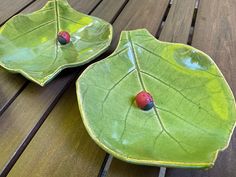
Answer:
69, 0, 102, 14
0, 0, 128, 175
92, 0, 128, 23
8, 84, 105, 177
0, 69, 77, 174
159, 0, 196, 43
166, 0, 236, 176
0, 0, 35, 24
0, 69, 26, 115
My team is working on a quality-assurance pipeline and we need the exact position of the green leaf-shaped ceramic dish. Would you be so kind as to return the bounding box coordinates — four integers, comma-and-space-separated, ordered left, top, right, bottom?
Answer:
76, 29, 236, 168
0, 0, 112, 86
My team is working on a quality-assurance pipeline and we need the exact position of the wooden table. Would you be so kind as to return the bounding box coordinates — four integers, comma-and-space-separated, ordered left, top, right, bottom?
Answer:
0, 0, 236, 176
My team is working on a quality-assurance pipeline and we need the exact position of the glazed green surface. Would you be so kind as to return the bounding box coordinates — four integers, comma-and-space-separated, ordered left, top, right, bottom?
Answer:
0, 0, 112, 86
76, 29, 236, 168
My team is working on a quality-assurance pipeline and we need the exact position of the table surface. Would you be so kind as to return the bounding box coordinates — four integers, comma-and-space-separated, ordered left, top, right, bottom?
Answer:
0, 0, 236, 177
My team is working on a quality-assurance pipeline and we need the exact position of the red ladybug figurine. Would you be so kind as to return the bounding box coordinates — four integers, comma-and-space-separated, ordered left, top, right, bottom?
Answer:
58, 31, 70, 45
135, 91, 154, 111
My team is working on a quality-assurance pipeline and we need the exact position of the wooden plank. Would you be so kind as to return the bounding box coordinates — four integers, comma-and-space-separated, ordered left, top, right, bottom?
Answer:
92, 0, 128, 23
166, 0, 236, 176
8, 84, 105, 177
0, 0, 128, 175
159, 0, 196, 43
69, 0, 102, 14
0, 0, 35, 25
192, 0, 236, 94
14, 0, 102, 15
0, 70, 77, 175
0, 69, 26, 115
21, 0, 51, 13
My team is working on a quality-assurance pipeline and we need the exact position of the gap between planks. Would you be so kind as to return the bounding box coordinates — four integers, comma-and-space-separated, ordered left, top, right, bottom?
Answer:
0, 0, 37, 26
0, 81, 29, 116
155, 0, 172, 38
187, 0, 200, 45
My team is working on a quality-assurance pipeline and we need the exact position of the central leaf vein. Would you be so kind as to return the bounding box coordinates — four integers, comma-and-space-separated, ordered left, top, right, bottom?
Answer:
7, 20, 55, 43
127, 32, 188, 152
51, 0, 60, 68
155, 106, 213, 134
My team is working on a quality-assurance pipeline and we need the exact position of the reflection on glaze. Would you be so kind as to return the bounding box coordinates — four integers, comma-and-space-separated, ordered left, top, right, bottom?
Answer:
174, 48, 211, 71
127, 48, 135, 66
181, 57, 206, 70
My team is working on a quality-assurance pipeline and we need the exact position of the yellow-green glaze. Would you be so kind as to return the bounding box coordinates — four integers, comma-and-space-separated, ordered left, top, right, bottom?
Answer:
76, 29, 236, 168
0, 0, 112, 86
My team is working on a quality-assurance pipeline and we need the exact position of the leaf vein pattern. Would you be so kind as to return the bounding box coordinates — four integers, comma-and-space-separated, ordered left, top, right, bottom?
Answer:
107, 48, 128, 59
156, 106, 214, 135
153, 105, 189, 152
140, 70, 217, 120
119, 101, 134, 141
100, 69, 136, 120
4, 20, 55, 43
153, 130, 163, 148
